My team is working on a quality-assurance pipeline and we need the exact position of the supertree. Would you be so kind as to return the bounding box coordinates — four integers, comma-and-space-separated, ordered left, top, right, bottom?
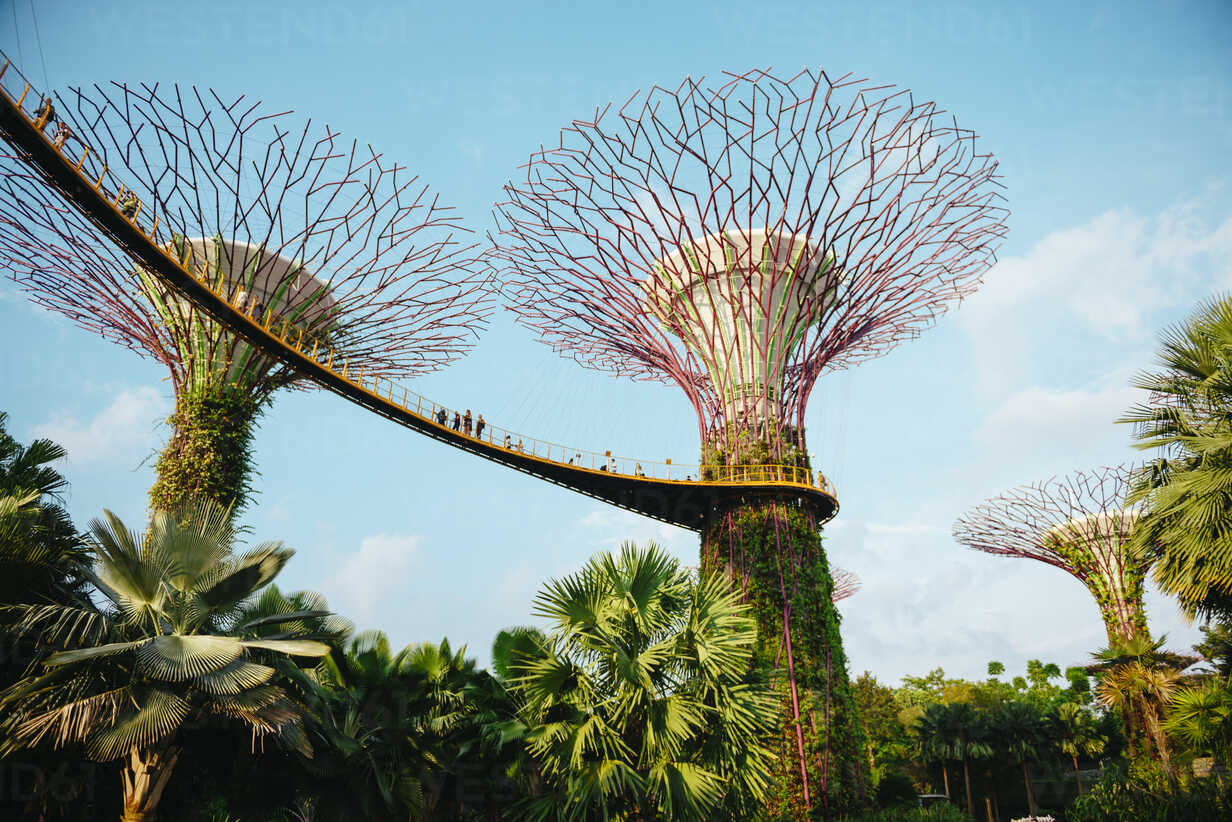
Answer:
831, 568, 861, 604
491, 67, 1006, 818
0, 82, 491, 523
953, 466, 1151, 645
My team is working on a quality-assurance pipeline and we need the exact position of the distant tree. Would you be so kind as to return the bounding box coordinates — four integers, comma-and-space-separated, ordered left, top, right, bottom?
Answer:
992, 700, 1050, 817
987, 661, 1006, 678
1122, 295, 1232, 619
0, 501, 328, 822
1054, 702, 1106, 796
853, 672, 915, 785
511, 541, 777, 821
915, 701, 991, 818
1195, 620, 1232, 679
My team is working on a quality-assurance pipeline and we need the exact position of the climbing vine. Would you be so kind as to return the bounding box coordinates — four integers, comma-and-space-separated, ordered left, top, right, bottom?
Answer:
148, 387, 264, 522
701, 474, 868, 819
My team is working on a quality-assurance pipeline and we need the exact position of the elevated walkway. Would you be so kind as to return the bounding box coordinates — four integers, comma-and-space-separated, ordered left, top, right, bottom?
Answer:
0, 62, 838, 531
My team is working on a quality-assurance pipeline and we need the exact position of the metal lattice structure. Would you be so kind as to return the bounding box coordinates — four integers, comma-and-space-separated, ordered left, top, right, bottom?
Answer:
493, 67, 1006, 454
0, 82, 492, 407
953, 466, 1151, 643
831, 568, 861, 603
492, 67, 1007, 818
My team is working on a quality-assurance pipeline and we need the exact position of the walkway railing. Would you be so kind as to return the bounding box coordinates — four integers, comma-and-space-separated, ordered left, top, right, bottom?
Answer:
0, 58, 836, 499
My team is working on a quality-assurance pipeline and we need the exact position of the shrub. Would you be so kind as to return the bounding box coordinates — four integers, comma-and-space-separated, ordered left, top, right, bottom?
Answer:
1067, 762, 1232, 822
875, 770, 919, 808
843, 804, 969, 822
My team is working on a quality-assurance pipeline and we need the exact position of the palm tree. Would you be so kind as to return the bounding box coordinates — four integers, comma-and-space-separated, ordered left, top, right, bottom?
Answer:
1164, 680, 1232, 764
0, 411, 88, 606
1122, 295, 1232, 620
1054, 702, 1106, 796
992, 701, 1050, 817
511, 541, 778, 821
1090, 634, 1183, 772
0, 501, 329, 821
916, 702, 991, 818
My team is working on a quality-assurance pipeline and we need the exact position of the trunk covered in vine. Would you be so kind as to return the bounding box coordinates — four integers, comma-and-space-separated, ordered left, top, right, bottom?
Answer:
148, 389, 262, 522
701, 449, 867, 819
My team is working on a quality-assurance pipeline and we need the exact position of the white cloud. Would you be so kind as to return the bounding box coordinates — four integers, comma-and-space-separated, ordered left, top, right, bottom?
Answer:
30, 386, 168, 465
829, 516, 1203, 683
324, 533, 422, 626
959, 204, 1232, 394
578, 506, 695, 560
973, 381, 1140, 454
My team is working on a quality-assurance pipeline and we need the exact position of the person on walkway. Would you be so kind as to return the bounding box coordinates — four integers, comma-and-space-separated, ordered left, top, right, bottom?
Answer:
52, 121, 71, 149
451, 412, 461, 431
463, 410, 472, 436
609, 457, 617, 472
635, 463, 644, 477
33, 97, 55, 131
516, 438, 524, 453
475, 414, 485, 440
436, 407, 447, 426
504, 434, 512, 449
119, 191, 140, 219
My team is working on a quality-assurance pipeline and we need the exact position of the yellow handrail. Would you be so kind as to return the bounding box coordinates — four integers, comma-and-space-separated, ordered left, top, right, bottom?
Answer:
0, 68, 837, 500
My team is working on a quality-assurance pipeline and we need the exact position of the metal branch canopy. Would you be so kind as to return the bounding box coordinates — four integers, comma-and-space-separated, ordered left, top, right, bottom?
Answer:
953, 465, 1150, 642
493, 68, 1007, 443
0, 60, 838, 530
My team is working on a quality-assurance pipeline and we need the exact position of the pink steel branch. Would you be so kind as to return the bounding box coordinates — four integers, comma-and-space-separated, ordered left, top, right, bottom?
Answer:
0, 82, 492, 398
493, 67, 1007, 445
831, 568, 861, 603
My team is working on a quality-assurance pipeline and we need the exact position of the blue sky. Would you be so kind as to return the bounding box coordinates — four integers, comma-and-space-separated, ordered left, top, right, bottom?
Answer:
2, 0, 1230, 683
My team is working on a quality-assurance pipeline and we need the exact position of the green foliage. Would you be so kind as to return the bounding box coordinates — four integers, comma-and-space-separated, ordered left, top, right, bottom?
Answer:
840, 805, 969, 822
1164, 679, 1232, 759
702, 500, 869, 818
1122, 294, 1232, 620
873, 770, 918, 808
0, 500, 324, 819
511, 541, 778, 821
1195, 619, 1232, 678
149, 391, 263, 525
0, 410, 87, 606
1090, 634, 1182, 766
854, 672, 916, 787
1067, 761, 1232, 822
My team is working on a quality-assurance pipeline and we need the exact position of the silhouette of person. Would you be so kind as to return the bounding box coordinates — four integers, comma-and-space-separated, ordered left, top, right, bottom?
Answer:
504, 434, 512, 449
52, 121, 71, 149
119, 192, 140, 219
475, 414, 485, 439
463, 410, 472, 436
33, 97, 54, 131
451, 412, 461, 431
435, 408, 446, 426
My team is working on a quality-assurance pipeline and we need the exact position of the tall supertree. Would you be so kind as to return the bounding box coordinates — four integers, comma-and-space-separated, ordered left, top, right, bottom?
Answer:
953, 466, 1152, 645
492, 67, 1006, 818
0, 82, 491, 522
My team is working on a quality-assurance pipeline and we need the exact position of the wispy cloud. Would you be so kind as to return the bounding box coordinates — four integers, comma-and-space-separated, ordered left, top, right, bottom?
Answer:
30, 386, 168, 465
323, 533, 423, 627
